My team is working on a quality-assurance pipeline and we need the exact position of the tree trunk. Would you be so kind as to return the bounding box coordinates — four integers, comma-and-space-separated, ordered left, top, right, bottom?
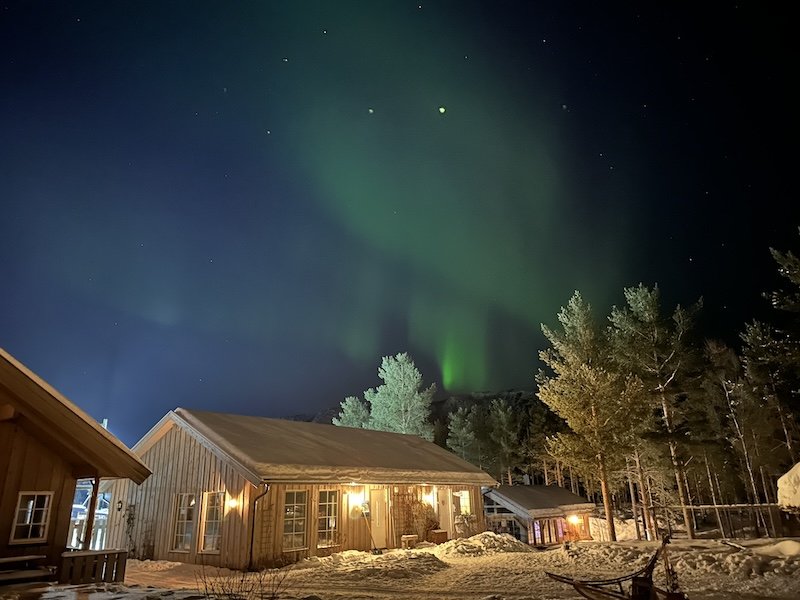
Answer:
634, 449, 655, 540
722, 377, 764, 534
647, 479, 660, 540
703, 450, 726, 538
771, 383, 797, 464
626, 458, 642, 540
683, 470, 698, 534
598, 453, 617, 542
660, 393, 695, 539
759, 465, 777, 537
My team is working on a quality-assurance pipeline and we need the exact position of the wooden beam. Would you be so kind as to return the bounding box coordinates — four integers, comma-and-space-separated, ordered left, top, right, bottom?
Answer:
82, 476, 100, 550
0, 403, 15, 420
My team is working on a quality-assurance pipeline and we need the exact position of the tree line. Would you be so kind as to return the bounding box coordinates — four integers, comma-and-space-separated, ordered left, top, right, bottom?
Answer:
333, 238, 800, 541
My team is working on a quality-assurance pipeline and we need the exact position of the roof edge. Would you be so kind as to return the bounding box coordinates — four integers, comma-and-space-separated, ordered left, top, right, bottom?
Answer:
1, 348, 151, 483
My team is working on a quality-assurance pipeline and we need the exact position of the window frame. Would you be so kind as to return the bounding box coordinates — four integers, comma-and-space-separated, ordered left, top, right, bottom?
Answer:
10, 491, 53, 544
199, 491, 225, 554
171, 493, 196, 553
316, 490, 339, 549
282, 490, 308, 552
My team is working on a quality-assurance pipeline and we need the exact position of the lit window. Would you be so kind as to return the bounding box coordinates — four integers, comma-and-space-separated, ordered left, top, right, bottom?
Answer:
172, 493, 196, 551
11, 492, 52, 543
453, 490, 472, 515
201, 492, 224, 552
283, 491, 307, 550
317, 490, 338, 548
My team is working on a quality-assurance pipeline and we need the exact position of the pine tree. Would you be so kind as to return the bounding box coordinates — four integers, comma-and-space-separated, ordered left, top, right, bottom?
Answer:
365, 352, 436, 440
447, 406, 476, 461
332, 396, 370, 428
490, 399, 522, 485
741, 321, 799, 463
608, 284, 701, 539
537, 291, 647, 542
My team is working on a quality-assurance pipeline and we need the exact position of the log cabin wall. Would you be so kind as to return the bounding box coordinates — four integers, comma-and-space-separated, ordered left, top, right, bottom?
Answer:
0, 419, 78, 565
103, 424, 254, 569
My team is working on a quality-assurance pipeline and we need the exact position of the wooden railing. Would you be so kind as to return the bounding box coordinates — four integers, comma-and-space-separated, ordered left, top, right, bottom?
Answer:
68, 516, 107, 550
59, 549, 127, 584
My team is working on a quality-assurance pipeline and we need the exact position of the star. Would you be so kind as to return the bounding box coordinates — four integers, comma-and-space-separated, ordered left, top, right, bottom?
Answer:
438, 106, 446, 114
368, 108, 374, 114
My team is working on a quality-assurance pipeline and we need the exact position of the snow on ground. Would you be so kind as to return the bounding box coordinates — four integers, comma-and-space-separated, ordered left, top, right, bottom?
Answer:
2, 533, 800, 600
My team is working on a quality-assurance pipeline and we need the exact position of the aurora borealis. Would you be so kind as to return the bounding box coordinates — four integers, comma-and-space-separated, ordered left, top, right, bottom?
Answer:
0, 2, 796, 444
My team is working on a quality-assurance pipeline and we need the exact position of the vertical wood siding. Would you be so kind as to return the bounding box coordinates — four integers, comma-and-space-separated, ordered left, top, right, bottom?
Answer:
103, 422, 488, 570
104, 425, 254, 569
0, 420, 77, 565
254, 483, 486, 566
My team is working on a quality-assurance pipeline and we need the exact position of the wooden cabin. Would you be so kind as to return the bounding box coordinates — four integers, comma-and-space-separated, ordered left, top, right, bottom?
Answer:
104, 408, 496, 568
0, 348, 151, 568
483, 485, 595, 545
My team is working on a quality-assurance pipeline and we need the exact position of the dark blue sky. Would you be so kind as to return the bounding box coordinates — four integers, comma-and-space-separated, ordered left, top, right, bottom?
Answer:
1, 2, 796, 445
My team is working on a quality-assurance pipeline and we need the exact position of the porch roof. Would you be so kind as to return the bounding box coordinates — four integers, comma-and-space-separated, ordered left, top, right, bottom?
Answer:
0, 348, 151, 483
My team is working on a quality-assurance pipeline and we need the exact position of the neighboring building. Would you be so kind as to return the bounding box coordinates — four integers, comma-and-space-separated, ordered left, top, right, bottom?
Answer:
483, 485, 595, 545
0, 348, 151, 566
104, 408, 496, 568
778, 462, 800, 514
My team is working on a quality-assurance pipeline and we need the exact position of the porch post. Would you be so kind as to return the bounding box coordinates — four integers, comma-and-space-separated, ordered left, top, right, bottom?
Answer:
82, 476, 100, 550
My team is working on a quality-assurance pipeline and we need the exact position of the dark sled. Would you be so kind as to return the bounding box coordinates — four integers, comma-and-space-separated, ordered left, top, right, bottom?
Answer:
545, 536, 688, 600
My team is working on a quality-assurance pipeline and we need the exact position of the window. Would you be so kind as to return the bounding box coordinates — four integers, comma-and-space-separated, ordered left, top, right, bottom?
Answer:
11, 492, 52, 543
172, 493, 196, 551
201, 492, 224, 552
453, 490, 472, 515
283, 491, 307, 550
317, 490, 338, 548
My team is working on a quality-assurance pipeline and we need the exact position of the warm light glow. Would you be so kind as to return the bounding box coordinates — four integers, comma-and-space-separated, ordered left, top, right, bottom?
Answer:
567, 514, 581, 525
227, 498, 239, 509
422, 486, 437, 507
347, 488, 365, 508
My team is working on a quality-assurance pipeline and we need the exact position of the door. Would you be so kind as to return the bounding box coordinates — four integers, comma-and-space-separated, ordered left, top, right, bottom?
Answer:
369, 488, 387, 548
437, 488, 453, 538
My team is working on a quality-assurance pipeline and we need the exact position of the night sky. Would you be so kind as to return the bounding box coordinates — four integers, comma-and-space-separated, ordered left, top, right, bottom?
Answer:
1, 2, 796, 446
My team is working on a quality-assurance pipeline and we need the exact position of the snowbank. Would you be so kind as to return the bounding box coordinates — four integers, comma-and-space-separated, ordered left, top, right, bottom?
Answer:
293, 547, 449, 579
429, 532, 533, 558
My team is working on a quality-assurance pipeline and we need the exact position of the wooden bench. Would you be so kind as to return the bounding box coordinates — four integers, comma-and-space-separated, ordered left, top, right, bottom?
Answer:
59, 549, 127, 584
0, 555, 53, 584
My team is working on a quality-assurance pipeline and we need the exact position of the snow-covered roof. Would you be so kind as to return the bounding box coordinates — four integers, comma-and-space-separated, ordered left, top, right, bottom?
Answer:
778, 461, 800, 513
484, 485, 595, 519
0, 347, 151, 483
137, 407, 497, 487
